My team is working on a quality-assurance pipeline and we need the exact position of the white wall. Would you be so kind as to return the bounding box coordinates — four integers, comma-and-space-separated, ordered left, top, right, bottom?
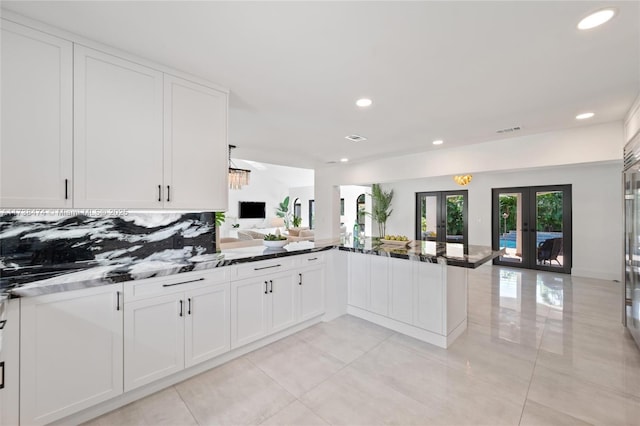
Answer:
289, 186, 314, 227
315, 121, 625, 280
380, 162, 622, 280
625, 94, 640, 142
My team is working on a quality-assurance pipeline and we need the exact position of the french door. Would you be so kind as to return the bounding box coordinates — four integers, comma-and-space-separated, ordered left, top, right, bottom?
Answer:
415, 191, 468, 244
492, 185, 572, 273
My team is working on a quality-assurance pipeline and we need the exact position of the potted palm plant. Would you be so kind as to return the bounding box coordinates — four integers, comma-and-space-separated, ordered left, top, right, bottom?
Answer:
370, 183, 394, 237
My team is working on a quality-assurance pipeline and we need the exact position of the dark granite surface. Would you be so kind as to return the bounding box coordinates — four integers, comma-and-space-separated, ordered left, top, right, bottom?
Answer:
339, 238, 505, 268
3, 240, 336, 297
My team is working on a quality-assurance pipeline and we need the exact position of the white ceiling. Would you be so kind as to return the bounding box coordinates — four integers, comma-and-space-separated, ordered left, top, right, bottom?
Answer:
3, 1, 639, 168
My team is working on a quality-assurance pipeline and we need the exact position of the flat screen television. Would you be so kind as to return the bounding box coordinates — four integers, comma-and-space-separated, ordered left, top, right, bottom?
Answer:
239, 201, 266, 219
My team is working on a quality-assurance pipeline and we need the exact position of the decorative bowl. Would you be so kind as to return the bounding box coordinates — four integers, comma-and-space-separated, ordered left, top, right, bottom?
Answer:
263, 240, 288, 248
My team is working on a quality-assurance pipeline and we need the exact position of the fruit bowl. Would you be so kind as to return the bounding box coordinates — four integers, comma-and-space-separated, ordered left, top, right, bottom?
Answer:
380, 238, 413, 247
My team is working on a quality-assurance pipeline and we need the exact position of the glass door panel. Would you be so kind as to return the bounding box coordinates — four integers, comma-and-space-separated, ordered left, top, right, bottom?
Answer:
418, 194, 439, 241
445, 194, 465, 243
535, 191, 564, 269
497, 191, 524, 265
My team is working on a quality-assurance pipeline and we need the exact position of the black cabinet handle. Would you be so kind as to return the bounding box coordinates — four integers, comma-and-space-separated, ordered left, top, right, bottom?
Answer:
163, 278, 204, 287
116, 291, 120, 311
64, 179, 68, 200
299, 273, 302, 285
307, 257, 318, 261
264, 281, 268, 294
254, 264, 281, 271
269, 280, 273, 293
179, 300, 183, 317
158, 185, 162, 202
167, 185, 171, 202
0, 320, 6, 330
0, 361, 4, 390
188, 298, 191, 315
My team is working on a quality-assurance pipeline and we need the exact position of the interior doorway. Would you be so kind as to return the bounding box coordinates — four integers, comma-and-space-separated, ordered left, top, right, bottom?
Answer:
492, 185, 572, 273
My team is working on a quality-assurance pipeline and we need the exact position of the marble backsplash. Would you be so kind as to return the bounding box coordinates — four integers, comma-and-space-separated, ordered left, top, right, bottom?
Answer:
0, 212, 216, 292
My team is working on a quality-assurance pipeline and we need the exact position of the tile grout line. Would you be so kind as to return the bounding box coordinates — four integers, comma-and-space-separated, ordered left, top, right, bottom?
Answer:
172, 384, 202, 426
517, 312, 547, 425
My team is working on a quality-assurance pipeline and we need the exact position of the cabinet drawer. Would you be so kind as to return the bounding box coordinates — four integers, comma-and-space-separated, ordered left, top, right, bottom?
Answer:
234, 257, 296, 279
297, 252, 325, 266
125, 268, 230, 300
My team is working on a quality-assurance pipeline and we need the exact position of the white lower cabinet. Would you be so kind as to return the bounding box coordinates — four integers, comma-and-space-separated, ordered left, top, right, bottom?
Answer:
20, 284, 123, 426
369, 256, 390, 316
389, 258, 414, 324
230, 271, 297, 348
124, 274, 230, 391
298, 266, 325, 321
414, 262, 444, 334
348, 252, 370, 309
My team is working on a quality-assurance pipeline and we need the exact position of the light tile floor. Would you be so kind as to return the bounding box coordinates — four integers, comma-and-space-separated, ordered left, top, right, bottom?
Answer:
85, 265, 640, 425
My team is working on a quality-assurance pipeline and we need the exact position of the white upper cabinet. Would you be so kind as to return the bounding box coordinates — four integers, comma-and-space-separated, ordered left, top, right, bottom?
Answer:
164, 75, 228, 211
0, 20, 73, 208
74, 45, 164, 209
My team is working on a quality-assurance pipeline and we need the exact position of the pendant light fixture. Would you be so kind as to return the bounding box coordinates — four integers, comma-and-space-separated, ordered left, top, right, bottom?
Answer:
228, 145, 251, 190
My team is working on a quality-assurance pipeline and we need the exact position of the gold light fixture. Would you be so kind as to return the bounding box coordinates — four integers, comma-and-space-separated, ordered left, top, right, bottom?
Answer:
453, 174, 472, 186
228, 145, 251, 190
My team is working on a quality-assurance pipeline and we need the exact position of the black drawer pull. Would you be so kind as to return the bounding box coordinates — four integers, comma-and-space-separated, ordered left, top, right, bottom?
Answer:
254, 264, 281, 271
299, 273, 302, 285
269, 280, 273, 293
264, 281, 268, 294
188, 298, 192, 315
307, 257, 318, 261
0, 361, 4, 389
179, 300, 183, 317
64, 179, 69, 200
116, 291, 120, 311
167, 185, 171, 202
158, 185, 162, 202
163, 278, 205, 287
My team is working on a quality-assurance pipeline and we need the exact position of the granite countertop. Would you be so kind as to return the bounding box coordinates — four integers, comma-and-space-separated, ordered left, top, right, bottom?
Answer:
339, 238, 505, 268
2, 238, 503, 298
2, 240, 337, 298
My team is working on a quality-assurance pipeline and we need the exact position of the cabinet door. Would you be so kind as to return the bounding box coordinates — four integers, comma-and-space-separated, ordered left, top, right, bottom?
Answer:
20, 285, 123, 426
230, 278, 268, 348
414, 263, 444, 334
369, 256, 389, 316
124, 294, 184, 391
164, 75, 228, 211
268, 273, 297, 333
184, 283, 230, 368
348, 252, 370, 309
1, 20, 72, 208
299, 267, 325, 322
74, 45, 163, 208
389, 258, 414, 324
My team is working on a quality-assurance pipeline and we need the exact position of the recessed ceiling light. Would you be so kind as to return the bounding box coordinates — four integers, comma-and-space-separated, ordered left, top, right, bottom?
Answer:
340, 158, 349, 163
356, 98, 372, 107
432, 140, 444, 145
578, 8, 616, 30
576, 112, 595, 120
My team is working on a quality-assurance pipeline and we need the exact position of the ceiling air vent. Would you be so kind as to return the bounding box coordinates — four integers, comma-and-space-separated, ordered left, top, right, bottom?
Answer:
345, 134, 367, 142
496, 126, 522, 134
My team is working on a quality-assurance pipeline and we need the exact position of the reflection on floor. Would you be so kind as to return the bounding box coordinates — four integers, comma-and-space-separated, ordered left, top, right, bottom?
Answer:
84, 266, 640, 425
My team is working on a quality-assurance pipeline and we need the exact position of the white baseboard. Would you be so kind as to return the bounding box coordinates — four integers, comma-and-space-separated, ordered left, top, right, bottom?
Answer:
571, 268, 620, 282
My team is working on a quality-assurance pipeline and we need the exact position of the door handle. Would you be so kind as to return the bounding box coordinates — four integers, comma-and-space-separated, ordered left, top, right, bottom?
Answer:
188, 298, 191, 315
269, 280, 273, 293
64, 179, 69, 200
264, 281, 268, 294
167, 185, 171, 202
179, 300, 183, 317
299, 273, 302, 285
116, 291, 120, 311
158, 185, 162, 202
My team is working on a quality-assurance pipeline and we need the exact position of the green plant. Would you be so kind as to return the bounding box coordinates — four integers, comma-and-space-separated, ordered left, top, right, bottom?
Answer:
263, 233, 287, 241
214, 212, 226, 228
292, 215, 302, 227
275, 196, 292, 228
369, 183, 394, 237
